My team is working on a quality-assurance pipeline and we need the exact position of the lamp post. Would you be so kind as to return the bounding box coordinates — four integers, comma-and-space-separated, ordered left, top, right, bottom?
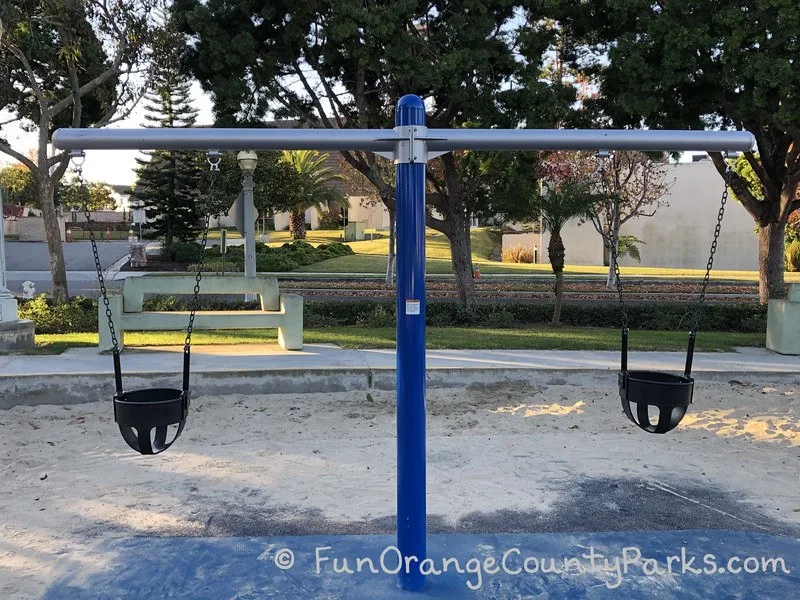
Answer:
237, 150, 258, 301
0, 187, 35, 349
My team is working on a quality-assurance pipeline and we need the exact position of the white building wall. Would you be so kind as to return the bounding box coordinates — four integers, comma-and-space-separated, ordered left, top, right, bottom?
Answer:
511, 161, 759, 270
621, 162, 758, 270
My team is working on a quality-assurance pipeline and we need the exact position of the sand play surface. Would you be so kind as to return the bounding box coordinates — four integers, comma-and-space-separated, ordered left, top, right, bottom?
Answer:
1, 373, 799, 598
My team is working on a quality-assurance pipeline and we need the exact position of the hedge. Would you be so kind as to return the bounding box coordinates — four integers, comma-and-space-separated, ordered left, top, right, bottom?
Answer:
18, 295, 767, 335
202, 241, 354, 272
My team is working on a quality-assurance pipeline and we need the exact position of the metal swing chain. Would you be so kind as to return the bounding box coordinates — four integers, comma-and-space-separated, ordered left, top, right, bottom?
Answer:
71, 151, 121, 354
604, 156, 733, 334
692, 164, 733, 332
184, 152, 221, 350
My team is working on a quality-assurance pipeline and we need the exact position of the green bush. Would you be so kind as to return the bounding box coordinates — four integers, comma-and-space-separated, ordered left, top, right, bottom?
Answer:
786, 240, 800, 272
19, 295, 767, 335
355, 305, 396, 327
256, 254, 301, 272
163, 241, 204, 263
190, 260, 241, 273
18, 295, 97, 334
484, 309, 516, 328
204, 241, 354, 272
317, 210, 343, 230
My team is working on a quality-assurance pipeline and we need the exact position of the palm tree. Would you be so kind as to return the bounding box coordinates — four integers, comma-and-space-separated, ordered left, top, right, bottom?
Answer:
535, 179, 603, 324
280, 150, 347, 239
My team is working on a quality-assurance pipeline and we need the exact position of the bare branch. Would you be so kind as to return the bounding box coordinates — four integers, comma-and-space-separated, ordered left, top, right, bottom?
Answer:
709, 151, 765, 221
284, 65, 336, 129
0, 114, 22, 127
48, 27, 129, 118
300, 46, 352, 126
51, 154, 70, 182
67, 59, 82, 128
92, 82, 148, 128
0, 140, 38, 174
743, 151, 768, 187
9, 47, 48, 109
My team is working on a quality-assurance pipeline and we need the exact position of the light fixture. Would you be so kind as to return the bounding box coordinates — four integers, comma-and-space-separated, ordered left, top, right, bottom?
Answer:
236, 150, 258, 174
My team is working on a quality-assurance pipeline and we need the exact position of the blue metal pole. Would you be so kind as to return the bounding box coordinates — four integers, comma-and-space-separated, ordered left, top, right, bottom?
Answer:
395, 94, 427, 591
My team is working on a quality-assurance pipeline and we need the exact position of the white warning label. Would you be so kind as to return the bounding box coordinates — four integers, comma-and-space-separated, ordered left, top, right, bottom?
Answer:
405, 300, 421, 315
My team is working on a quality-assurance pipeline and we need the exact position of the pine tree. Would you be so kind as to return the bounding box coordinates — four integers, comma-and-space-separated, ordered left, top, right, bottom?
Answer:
133, 64, 201, 246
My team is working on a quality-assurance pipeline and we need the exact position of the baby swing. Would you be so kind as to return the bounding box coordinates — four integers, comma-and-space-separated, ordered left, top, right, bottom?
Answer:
601, 154, 734, 434
72, 150, 220, 454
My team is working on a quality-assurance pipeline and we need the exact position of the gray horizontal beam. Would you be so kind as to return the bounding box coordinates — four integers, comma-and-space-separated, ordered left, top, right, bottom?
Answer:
425, 128, 755, 152
52, 128, 393, 152
51, 127, 755, 153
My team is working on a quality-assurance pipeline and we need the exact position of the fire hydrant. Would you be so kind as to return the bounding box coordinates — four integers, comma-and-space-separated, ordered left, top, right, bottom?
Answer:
473, 267, 481, 279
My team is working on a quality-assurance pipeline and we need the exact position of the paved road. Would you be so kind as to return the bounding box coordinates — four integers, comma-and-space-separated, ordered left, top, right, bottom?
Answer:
4, 241, 129, 297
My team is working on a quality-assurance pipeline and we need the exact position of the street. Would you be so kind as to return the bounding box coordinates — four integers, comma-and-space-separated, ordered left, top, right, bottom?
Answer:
4, 241, 130, 298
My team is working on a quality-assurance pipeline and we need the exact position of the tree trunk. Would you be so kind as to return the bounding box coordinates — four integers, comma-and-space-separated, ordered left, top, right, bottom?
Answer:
289, 209, 307, 239
38, 178, 69, 303
606, 210, 621, 290
758, 221, 786, 303
385, 208, 396, 286
439, 153, 476, 306
549, 230, 566, 325
449, 219, 476, 306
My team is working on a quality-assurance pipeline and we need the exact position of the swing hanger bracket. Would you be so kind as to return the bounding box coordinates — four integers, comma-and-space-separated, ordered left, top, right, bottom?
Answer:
69, 149, 86, 168
207, 149, 222, 170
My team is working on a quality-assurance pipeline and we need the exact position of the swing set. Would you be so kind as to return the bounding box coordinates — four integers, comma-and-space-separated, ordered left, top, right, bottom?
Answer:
53, 94, 754, 591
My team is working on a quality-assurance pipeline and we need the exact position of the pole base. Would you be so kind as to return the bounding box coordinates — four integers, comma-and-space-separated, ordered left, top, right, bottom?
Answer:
0, 319, 35, 352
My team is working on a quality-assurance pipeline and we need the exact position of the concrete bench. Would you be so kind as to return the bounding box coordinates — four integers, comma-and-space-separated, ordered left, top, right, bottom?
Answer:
99, 275, 303, 352
766, 284, 800, 355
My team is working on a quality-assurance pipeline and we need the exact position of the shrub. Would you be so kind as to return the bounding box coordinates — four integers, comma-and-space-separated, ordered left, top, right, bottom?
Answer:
21, 296, 766, 335
355, 305, 396, 327
484, 309, 516, 328
501, 244, 534, 263
162, 241, 204, 263
786, 241, 800, 272
255, 254, 301, 272
317, 210, 343, 230
190, 260, 241, 273
787, 210, 800, 245
18, 294, 96, 334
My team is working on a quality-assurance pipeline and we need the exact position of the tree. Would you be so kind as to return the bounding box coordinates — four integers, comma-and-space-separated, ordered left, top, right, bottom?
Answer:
338, 154, 397, 285
2, 163, 115, 210
0, 0, 156, 302
535, 160, 603, 324
59, 180, 115, 210
199, 150, 303, 224
174, 0, 576, 305
0, 164, 38, 206
133, 48, 201, 245
279, 150, 346, 240
593, 151, 671, 288
557, 0, 800, 302
487, 151, 601, 323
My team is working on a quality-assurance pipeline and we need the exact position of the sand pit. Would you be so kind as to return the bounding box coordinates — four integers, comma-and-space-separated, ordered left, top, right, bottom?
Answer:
1, 374, 799, 598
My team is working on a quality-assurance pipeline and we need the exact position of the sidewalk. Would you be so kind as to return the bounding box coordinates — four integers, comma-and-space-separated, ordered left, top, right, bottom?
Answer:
1, 344, 798, 409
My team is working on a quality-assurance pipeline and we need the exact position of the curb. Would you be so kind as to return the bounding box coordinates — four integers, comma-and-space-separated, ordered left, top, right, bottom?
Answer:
2, 367, 797, 410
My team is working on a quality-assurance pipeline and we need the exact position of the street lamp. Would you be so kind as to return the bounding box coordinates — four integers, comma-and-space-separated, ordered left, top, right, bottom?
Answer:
237, 151, 258, 301
237, 150, 258, 174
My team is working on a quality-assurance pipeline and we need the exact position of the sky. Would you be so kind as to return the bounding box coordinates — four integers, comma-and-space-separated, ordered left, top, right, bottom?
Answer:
0, 82, 216, 188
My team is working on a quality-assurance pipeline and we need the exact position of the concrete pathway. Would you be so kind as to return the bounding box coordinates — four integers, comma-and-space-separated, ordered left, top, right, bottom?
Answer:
2, 344, 798, 408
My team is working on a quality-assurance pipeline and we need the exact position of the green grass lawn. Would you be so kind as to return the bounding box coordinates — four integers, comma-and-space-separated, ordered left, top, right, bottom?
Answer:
198, 226, 800, 281
34, 327, 764, 354
262, 227, 800, 281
